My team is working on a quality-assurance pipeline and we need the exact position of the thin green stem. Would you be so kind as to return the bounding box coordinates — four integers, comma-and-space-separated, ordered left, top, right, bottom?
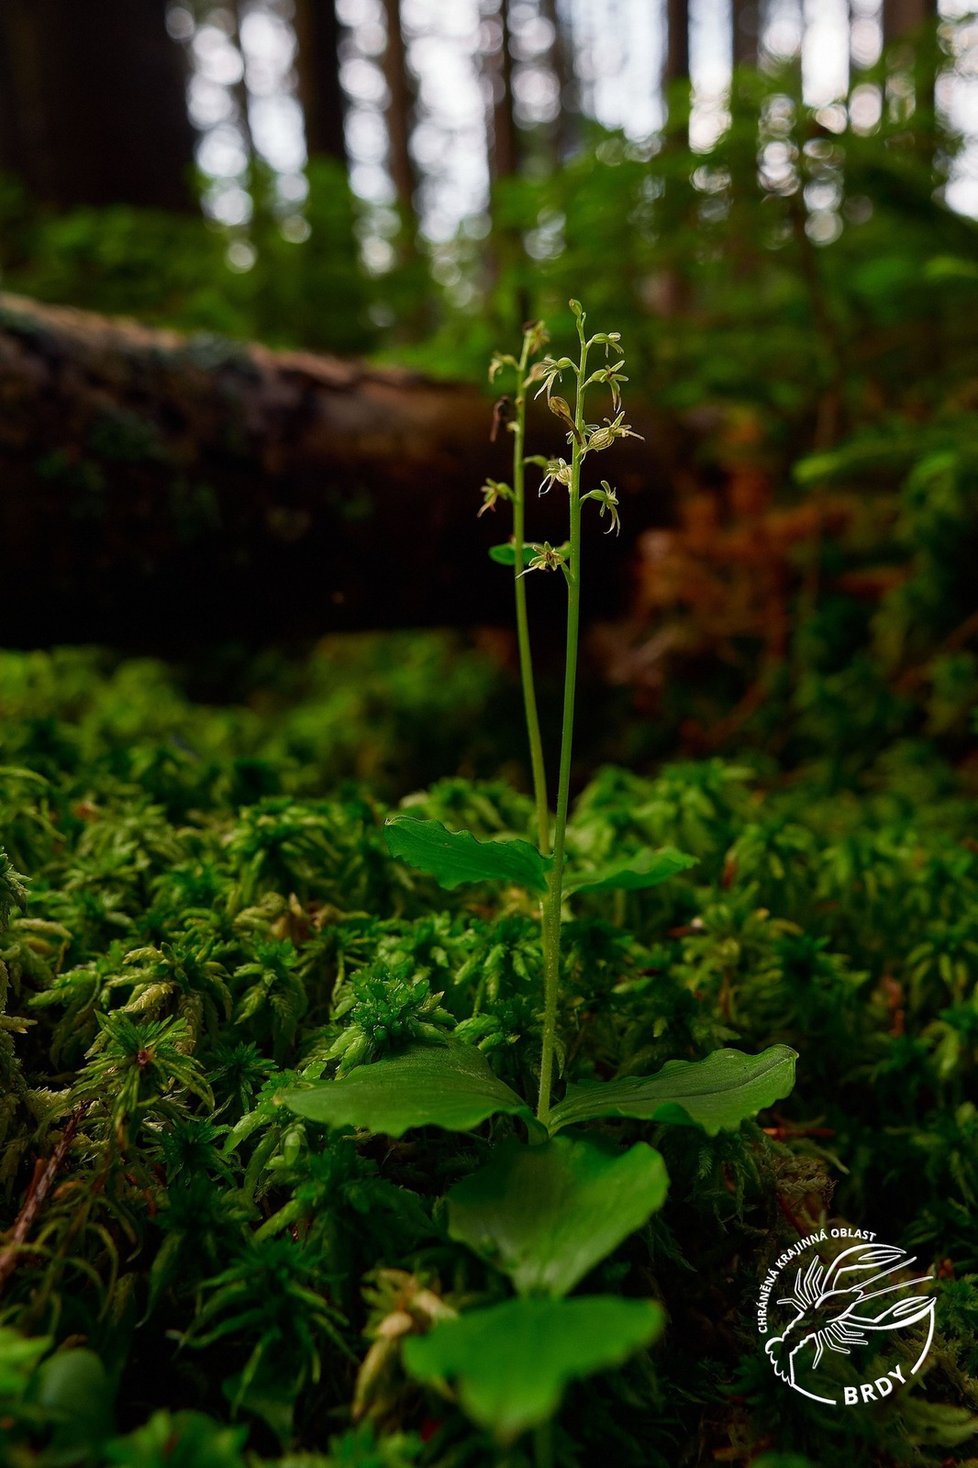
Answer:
512, 337, 550, 853
536, 326, 589, 1126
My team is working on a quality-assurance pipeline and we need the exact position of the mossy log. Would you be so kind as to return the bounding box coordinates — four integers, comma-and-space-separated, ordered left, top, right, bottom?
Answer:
0, 294, 678, 649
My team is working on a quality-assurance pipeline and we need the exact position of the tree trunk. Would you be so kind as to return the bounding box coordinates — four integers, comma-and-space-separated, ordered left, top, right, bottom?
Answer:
381, 0, 419, 218
294, 0, 349, 163
540, 0, 578, 165
491, 0, 520, 181
228, 1, 257, 169
0, 295, 672, 650
484, 0, 527, 320
883, 0, 940, 151
882, 0, 936, 45
0, 0, 196, 212
659, 0, 692, 312
731, 0, 760, 67
664, 0, 690, 89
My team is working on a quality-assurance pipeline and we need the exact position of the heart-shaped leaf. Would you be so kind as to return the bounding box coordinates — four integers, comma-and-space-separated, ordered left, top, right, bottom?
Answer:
384, 815, 552, 894
548, 1044, 797, 1135
489, 541, 569, 567
35, 1349, 113, 1452
402, 1295, 665, 1443
446, 1135, 668, 1297
489, 543, 535, 567
280, 1042, 532, 1137
564, 846, 697, 896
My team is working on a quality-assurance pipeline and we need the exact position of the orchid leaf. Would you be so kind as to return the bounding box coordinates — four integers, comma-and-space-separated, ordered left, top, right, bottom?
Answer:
565, 846, 697, 896
280, 1042, 532, 1137
548, 1045, 797, 1135
403, 1295, 665, 1443
384, 815, 551, 893
446, 1135, 668, 1297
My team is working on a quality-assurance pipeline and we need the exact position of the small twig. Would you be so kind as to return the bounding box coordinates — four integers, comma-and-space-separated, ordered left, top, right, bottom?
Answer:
0, 1102, 89, 1296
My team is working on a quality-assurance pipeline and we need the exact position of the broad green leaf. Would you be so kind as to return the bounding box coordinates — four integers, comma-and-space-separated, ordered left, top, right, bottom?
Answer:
489, 541, 569, 566
403, 1295, 665, 1443
548, 1044, 797, 1136
489, 543, 535, 567
565, 846, 696, 896
280, 1043, 531, 1137
446, 1135, 668, 1297
384, 814, 551, 894
35, 1349, 113, 1450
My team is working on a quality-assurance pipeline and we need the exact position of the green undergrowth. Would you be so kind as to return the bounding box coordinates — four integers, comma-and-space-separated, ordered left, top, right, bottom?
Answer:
1, 647, 977, 1466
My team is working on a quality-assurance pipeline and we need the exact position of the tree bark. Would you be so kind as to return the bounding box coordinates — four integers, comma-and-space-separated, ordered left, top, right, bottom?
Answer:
0, 0, 196, 212
295, 0, 349, 163
882, 0, 940, 150
0, 295, 672, 650
484, 0, 527, 319
659, 0, 692, 312
490, 0, 520, 182
731, 0, 760, 68
882, 0, 936, 45
381, 0, 419, 218
664, 0, 690, 89
540, 0, 577, 165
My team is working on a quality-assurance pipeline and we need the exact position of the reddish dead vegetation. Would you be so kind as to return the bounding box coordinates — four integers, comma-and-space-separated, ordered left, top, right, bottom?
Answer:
592, 412, 906, 750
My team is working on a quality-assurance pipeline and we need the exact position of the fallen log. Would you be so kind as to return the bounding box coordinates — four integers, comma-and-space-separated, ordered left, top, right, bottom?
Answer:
0, 294, 680, 650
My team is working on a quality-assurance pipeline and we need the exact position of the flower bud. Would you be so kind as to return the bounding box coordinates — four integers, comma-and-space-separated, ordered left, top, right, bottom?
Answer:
548, 396, 583, 443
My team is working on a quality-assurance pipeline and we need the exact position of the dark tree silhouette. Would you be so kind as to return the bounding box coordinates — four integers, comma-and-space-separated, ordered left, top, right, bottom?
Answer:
540, 0, 578, 164
883, 0, 941, 154
732, 0, 760, 67
295, 0, 348, 163
490, 0, 520, 182
382, 0, 419, 220
0, 0, 196, 212
664, 0, 690, 88
883, 0, 938, 45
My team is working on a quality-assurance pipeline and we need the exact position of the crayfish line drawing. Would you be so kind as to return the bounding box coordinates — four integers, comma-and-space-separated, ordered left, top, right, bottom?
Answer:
765, 1243, 935, 1400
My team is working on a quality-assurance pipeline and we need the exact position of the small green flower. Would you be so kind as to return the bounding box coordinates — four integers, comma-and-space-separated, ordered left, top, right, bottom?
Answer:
489, 352, 518, 383
518, 542, 568, 578
588, 329, 622, 357
531, 355, 573, 399
547, 394, 584, 444
538, 458, 573, 495
588, 360, 629, 412
478, 478, 515, 517
585, 410, 644, 453
522, 319, 549, 357
584, 481, 622, 535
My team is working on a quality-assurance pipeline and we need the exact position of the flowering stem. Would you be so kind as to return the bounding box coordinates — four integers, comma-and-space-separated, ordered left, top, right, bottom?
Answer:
512, 336, 550, 852
536, 323, 589, 1126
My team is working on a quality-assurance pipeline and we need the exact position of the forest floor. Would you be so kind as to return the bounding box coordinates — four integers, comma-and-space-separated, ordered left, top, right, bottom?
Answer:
1, 637, 977, 1468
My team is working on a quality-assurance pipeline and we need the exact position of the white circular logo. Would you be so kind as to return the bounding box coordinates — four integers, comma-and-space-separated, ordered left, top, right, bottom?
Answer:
757, 1226, 935, 1406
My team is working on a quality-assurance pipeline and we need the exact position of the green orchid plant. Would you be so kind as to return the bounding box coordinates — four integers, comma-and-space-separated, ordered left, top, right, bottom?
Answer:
281, 303, 797, 1453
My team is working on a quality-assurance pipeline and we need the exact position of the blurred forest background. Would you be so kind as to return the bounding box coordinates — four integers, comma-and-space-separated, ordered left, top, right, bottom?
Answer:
1, 0, 977, 781
2, 1, 976, 355
6, 13, 978, 1466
